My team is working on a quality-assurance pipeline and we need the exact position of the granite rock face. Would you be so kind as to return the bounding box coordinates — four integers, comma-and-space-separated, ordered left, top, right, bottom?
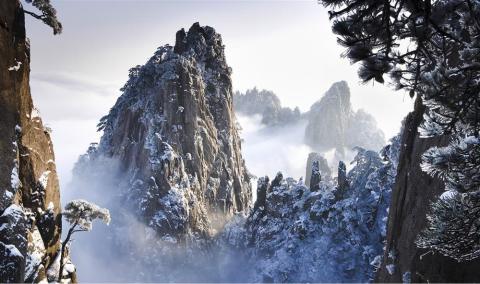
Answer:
0, 0, 66, 282
375, 97, 480, 282
75, 23, 252, 240
305, 81, 385, 152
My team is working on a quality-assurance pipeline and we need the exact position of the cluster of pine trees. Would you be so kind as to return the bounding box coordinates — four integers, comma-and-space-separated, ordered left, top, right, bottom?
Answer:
320, 0, 480, 261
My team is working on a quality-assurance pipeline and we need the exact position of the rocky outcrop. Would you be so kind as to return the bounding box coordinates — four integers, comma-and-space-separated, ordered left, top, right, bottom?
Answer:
376, 97, 480, 282
0, 0, 66, 282
233, 88, 301, 127
305, 152, 331, 187
75, 23, 252, 240
253, 177, 269, 211
221, 135, 400, 282
304, 81, 385, 152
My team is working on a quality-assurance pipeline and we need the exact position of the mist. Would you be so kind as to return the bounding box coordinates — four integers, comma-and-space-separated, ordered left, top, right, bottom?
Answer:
63, 154, 255, 282
237, 114, 312, 180
62, 114, 324, 282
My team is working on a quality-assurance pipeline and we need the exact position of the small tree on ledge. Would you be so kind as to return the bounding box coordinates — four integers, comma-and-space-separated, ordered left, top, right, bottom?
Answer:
23, 0, 63, 34
59, 199, 111, 282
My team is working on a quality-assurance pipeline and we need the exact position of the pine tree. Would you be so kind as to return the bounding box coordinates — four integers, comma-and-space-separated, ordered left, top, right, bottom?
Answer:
58, 200, 110, 281
23, 0, 62, 34
319, 0, 480, 261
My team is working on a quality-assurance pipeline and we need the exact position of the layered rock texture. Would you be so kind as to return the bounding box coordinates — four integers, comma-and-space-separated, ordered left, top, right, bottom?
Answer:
305, 81, 385, 152
234, 88, 301, 126
376, 97, 480, 282
0, 0, 70, 282
75, 23, 252, 240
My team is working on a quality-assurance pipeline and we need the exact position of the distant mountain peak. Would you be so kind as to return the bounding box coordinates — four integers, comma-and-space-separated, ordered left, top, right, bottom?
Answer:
324, 80, 350, 101
233, 88, 301, 126
305, 81, 385, 152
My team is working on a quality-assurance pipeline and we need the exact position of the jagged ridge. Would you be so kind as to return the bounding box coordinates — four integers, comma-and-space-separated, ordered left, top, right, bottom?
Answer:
75, 22, 252, 240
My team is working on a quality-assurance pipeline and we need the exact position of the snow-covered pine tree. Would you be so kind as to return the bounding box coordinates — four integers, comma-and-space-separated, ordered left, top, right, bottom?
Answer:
319, 0, 480, 261
228, 134, 401, 282
58, 200, 110, 281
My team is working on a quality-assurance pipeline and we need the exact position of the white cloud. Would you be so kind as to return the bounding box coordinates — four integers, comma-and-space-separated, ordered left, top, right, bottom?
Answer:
30, 72, 119, 121
237, 114, 311, 180
30, 73, 116, 188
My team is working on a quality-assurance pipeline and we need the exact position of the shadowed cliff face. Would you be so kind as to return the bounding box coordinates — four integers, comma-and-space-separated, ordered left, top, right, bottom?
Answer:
74, 23, 252, 240
376, 97, 480, 282
0, 0, 66, 282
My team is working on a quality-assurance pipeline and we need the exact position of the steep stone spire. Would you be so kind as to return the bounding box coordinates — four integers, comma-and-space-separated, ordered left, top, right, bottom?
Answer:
309, 161, 322, 192
336, 161, 349, 200
74, 23, 252, 240
254, 176, 270, 210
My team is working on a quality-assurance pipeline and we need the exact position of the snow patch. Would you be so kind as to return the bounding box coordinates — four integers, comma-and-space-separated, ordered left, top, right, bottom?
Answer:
440, 190, 457, 200
39, 171, 51, 189
25, 227, 46, 279
11, 165, 20, 190
386, 264, 395, 275
161, 143, 176, 161
8, 60, 22, 71
31, 107, 41, 119
402, 271, 411, 283
1, 242, 23, 258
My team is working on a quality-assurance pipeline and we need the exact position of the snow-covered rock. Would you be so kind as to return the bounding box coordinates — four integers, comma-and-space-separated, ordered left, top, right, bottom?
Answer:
0, 1, 65, 282
217, 133, 401, 282
305, 152, 331, 187
70, 24, 252, 281
75, 22, 252, 239
305, 81, 385, 152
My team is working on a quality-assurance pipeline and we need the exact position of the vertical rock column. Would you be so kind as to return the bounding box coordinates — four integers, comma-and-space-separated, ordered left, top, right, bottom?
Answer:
0, 0, 64, 282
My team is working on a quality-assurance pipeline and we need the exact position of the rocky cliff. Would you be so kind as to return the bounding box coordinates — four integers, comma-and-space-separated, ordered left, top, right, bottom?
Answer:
0, 0, 69, 282
376, 97, 480, 282
74, 23, 252, 240
305, 81, 385, 152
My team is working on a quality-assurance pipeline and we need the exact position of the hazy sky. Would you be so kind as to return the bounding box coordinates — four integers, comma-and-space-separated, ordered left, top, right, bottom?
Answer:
25, 0, 414, 188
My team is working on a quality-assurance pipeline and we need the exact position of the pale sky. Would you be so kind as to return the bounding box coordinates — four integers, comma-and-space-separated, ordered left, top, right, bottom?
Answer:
25, 0, 414, 189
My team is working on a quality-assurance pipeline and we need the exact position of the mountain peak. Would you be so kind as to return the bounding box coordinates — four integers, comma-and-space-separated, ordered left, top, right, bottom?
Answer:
320, 80, 351, 110
305, 81, 384, 151
75, 23, 251, 241
173, 22, 227, 71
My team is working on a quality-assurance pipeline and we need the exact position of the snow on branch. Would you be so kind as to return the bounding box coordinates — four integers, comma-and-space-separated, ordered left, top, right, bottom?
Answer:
63, 199, 111, 231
